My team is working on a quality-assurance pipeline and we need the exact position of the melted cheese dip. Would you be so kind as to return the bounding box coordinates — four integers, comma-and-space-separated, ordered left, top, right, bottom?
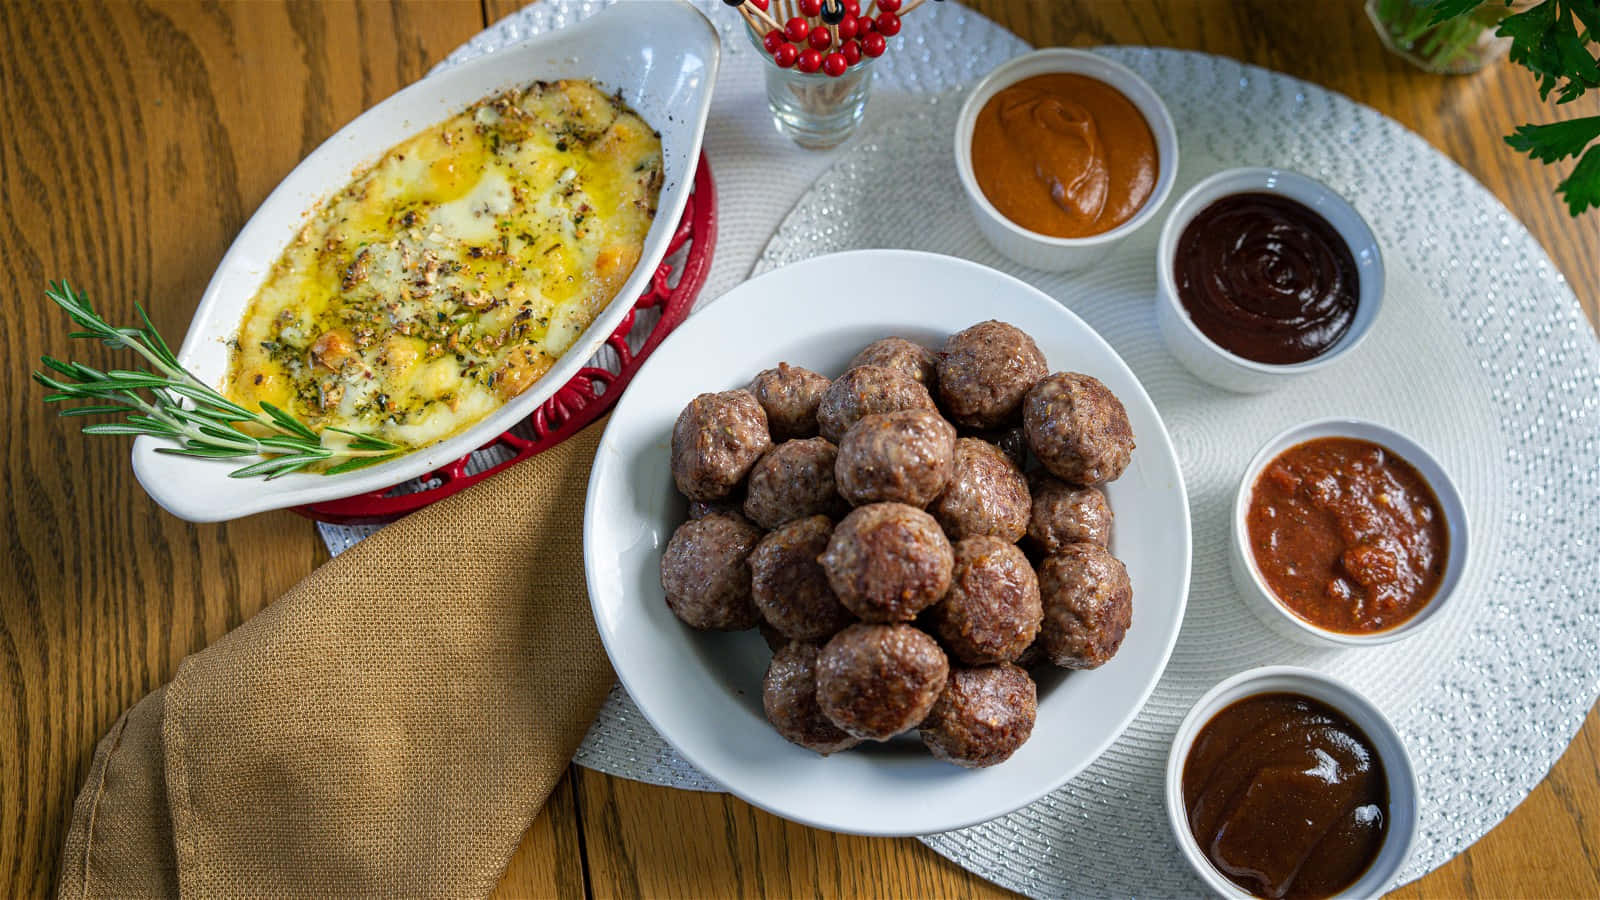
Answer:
226, 79, 662, 452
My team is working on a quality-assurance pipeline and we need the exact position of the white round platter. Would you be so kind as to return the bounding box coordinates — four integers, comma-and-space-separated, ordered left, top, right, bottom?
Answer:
583, 249, 1190, 837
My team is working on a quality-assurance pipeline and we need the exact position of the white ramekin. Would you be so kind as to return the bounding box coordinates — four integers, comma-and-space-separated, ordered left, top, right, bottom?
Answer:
954, 49, 1178, 272
1166, 666, 1419, 899
1231, 418, 1470, 648
1155, 167, 1384, 393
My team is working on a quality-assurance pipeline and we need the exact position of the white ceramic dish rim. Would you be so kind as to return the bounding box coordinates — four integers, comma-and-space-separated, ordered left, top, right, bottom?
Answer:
582, 248, 1192, 836
953, 47, 1180, 249
128, 1, 719, 522
1232, 417, 1471, 647
1155, 166, 1385, 377
1164, 665, 1420, 899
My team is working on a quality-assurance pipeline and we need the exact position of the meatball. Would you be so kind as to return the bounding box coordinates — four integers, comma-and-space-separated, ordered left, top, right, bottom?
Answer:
835, 409, 957, 508
919, 664, 1037, 768
671, 390, 773, 501
816, 624, 949, 741
849, 337, 938, 393
816, 365, 936, 444
744, 437, 845, 529
929, 537, 1042, 665
1028, 475, 1113, 552
936, 321, 1048, 428
931, 437, 1030, 542
659, 513, 763, 631
819, 503, 954, 622
750, 516, 854, 641
748, 363, 831, 441
1037, 543, 1133, 669
1023, 372, 1135, 485
764, 641, 861, 755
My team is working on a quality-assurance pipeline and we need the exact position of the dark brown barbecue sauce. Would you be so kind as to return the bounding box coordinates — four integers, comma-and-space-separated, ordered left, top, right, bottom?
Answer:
1183, 693, 1388, 899
1175, 193, 1359, 365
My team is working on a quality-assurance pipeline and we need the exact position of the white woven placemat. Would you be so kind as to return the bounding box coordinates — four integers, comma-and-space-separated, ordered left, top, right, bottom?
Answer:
319, 2, 1600, 895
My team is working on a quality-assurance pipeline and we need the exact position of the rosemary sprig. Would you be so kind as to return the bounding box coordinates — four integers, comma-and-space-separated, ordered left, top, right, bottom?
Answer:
32, 281, 402, 479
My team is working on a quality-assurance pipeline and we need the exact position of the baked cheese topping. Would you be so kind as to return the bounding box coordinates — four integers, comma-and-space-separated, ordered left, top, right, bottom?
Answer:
225, 79, 662, 453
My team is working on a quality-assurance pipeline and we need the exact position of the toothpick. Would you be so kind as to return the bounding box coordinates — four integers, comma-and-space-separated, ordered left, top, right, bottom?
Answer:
736, 3, 763, 35
738, 0, 784, 34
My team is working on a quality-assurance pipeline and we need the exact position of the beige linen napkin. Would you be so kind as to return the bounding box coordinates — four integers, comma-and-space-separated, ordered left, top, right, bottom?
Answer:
59, 421, 614, 899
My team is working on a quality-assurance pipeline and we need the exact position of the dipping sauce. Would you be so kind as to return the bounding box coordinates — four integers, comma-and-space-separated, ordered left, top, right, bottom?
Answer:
1248, 437, 1447, 634
1183, 693, 1388, 899
970, 73, 1158, 238
1175, 193, 1359, 364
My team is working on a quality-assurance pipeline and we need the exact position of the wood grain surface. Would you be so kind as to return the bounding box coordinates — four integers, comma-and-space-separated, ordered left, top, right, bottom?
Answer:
0, 1, 1595, 898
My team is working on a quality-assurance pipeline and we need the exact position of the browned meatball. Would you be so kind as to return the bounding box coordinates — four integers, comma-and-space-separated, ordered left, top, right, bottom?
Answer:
835, 409, 957, 508
919, 664, 1037, 768
929, 537, 1042, 665
764, 641, 861, 755
849, 337, 938, 393
659, 513, 763, 631
1037, 543, 1132, 669
816, 624, 949, 741
816, 365, 936, 444
1023, 372, 1135, 485
819, 503, 954, 622
936, 321, 1048, 429
1028, 475, 1113, 552
931, 437, 1030, 542
744, 437, 845, 529
748, 363, 831, 441
750, 516, 854, 641
671, 390, 773, 501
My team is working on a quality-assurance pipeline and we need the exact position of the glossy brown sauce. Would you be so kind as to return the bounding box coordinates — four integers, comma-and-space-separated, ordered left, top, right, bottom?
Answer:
1248, 437, 1447, 634
1183, 693, 1388, 899
970, 73, 1157, 238
1175, 192, 1359, 364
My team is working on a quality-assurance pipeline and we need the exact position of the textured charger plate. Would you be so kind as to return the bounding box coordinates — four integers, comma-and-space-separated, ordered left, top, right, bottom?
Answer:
318, 2, 1600, 896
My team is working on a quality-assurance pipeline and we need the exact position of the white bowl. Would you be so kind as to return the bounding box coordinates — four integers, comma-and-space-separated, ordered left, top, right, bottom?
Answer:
1155, 167, 1384, 393
585, 249, 1192, 836
954, 49, 1179, 272
129, 1, 719, 522
1231, 418, 1470, 648
1165, 666, 1419, 899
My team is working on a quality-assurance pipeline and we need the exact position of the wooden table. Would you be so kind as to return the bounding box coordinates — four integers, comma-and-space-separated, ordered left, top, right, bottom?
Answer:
2, 1, 1596, 897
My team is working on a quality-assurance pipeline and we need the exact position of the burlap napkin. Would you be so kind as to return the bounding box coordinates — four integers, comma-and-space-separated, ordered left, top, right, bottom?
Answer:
58, 421, 614, 899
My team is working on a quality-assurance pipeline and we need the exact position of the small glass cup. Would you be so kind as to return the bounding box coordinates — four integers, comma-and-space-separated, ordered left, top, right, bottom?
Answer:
747, 24, 876, 150
1364, 0, 1521, 74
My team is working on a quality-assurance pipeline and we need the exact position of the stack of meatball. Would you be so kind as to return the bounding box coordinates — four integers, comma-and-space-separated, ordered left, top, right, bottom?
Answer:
661, 320, 1135, 768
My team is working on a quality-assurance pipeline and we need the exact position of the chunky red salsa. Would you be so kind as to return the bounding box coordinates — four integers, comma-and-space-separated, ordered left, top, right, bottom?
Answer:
1247, 437, 1447, 634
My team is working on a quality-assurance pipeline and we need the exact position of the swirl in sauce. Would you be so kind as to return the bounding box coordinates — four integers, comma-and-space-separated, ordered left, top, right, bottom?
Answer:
970, 73, 1157, 238
1174, 193, 1359, 365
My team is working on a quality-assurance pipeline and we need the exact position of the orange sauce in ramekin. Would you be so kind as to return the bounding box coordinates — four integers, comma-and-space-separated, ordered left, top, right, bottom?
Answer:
971, 73, 1157, 238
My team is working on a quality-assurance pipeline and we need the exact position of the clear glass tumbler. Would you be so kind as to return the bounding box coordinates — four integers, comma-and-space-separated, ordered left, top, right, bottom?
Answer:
748, 25, 876, 150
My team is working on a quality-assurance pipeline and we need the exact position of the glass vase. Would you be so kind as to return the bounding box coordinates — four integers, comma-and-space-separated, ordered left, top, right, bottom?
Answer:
1365, 0, 1518, 74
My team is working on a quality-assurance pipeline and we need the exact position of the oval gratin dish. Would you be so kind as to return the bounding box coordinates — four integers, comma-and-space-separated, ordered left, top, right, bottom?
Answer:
130, 0, 719, 522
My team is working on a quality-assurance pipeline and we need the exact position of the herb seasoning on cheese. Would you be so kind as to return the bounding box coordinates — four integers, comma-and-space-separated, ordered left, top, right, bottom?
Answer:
225, 79, 662, 454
